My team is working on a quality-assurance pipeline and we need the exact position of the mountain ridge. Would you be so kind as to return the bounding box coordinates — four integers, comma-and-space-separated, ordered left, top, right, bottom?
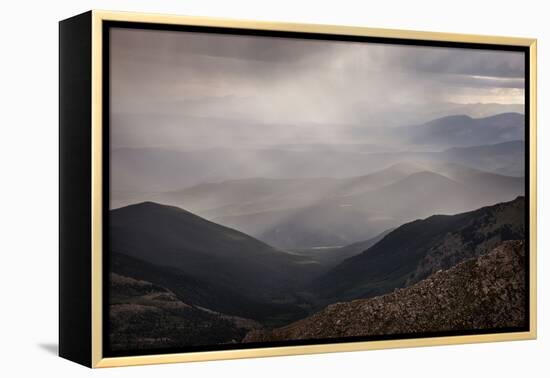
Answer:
403, 112, 524, 148
314, 196, 525, 302
110, 201, 322, 298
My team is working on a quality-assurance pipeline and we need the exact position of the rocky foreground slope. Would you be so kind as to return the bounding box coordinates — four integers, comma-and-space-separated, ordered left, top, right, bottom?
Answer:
109, 273, 261, 351
244, 240, 526, 342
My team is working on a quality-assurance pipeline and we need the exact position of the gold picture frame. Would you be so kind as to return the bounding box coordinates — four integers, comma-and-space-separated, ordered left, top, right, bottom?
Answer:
59, 10, 537, 368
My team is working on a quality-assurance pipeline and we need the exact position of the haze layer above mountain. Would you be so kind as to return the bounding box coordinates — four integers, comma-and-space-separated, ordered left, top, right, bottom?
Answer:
110, 113, 524, 195
115, 161, 523, 250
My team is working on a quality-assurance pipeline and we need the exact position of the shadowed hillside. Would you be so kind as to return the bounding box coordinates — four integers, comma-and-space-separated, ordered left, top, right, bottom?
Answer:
110, 252, 308, 322
110, 202, 322, 297
314, 197, 525, 302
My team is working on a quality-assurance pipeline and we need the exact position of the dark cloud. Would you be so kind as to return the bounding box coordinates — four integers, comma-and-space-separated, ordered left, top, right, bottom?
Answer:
109, 27, 525, 150
110, 27, 334, 64
434, 73, 524, 89
384, 47, 525, 78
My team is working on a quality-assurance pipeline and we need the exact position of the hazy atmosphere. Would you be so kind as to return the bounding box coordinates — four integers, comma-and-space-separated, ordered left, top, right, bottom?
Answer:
110, 28, 524, 149
107, 27, 527, 352
110, 28, 524, 196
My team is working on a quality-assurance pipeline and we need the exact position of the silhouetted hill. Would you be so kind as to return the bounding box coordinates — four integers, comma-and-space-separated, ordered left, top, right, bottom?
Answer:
110, 202, 321, 300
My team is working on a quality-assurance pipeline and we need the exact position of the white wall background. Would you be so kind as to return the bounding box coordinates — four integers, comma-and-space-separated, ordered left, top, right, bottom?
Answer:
0, 0, 546, 376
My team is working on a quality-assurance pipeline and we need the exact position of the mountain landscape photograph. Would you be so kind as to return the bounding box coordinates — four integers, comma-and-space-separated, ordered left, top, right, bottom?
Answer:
106, 26, 528, 354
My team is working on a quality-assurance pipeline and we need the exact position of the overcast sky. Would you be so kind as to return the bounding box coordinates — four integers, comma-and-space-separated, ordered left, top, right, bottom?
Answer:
110, 27, 525, 149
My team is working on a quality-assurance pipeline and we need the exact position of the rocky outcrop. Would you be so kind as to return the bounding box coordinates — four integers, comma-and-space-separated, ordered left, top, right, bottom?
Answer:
244, 240, 526, 342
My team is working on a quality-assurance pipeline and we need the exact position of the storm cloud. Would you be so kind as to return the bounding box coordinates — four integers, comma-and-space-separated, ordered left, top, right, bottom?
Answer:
109, 27, 525, 149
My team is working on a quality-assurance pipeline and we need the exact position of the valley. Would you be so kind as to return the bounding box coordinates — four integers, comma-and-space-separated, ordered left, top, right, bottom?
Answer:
109, 196, 526, 350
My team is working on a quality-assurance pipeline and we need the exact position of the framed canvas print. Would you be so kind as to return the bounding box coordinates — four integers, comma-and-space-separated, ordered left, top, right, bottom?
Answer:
59, 10, 537, 368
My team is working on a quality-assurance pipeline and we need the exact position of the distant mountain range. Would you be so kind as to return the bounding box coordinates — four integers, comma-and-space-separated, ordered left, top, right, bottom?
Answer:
399, 112, 524, 148
244, 240, 526, 343
442, 140, 525, 177
195, 163, 523, 249
110, 112, 525, 197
